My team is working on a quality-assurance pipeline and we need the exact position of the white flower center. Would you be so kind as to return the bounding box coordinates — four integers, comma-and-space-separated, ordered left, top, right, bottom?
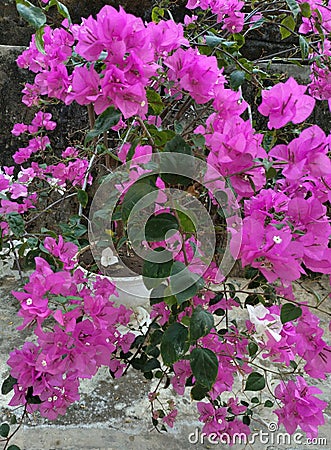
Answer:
273, 235, 282, 244
26, 298, 33, 306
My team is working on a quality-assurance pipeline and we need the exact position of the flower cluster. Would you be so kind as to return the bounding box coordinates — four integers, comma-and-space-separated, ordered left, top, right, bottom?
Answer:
8, 246, 134, 420
275, 376, 328, 439
186, 0, 245, 32
1, 0, 331, 445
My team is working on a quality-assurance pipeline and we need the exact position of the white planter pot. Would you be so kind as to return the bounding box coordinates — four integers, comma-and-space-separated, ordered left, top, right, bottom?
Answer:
77, 265, 152, 308
75, 246, 152, 308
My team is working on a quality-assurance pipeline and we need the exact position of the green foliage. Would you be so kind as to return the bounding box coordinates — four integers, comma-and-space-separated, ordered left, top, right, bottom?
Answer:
280, 303, 302, 324
16, 0, 46, 29
1, 375, 17, 395
151, 6, 164, 23
7, 213, 25, 238
160, 135, 193, 186
189, 306, 214, 342
144, 213, 179, 242
35, 25, 46, 54
85, 107, 122, 144
142, 248, 174, 290
45, 0, 72, 23
121, 180, 157, 222
190, 348, 218, 390
77, 189, 88, 208
248, 342, 258, 357
286, 0, 300, 17
191, 383, 210, 401
300, 2, 311, 18
299, 35, 309, 59
245, 372, 266, 391
160, 322, 189, 365
170, 262, 204, 305
0, 423, 10, 438
230, 70, 246, 90
146, 89, 164, 115
280, 15, 296, 39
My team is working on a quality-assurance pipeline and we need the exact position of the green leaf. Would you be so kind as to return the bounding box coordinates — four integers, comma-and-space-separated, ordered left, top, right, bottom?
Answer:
170, 262, 204, 305
35, 25, 45, 54
177, 211, 196, 234
8, 446, 21, 450
16, 0, 47, 29
10, 415, 17, 425
161, 135, 193, 186
232, 33, 245, 48
191, 383, 209, 401
146, 89, 164, 115
264, 400, 274, 407
189, 306, 214, 342
145, 213, 179, 242
190, 348, 218, 390
121, 181, 157, 222
149, 128, 176, 146
300, 2, 311, 18
280, 303, 302, 324
244, 372, 265, 391
266, 167, 277, 179
85, 107, 121, 144
25, 386, 42, 404
248, 17, 266, 31
230, 70, 246, 91
205, 34, 224, 49
164, 135, 191, 154
151, 6, 164, 23
299, 35, 309, 59
286, 0, 300, 17
77, 189, 88, 208
248, 342, 258, 357
160, 322, 189, 365
143, 358, 160, 372
47, 0, 72, 23
251, 397, 259, 404
142, 248, 173, 290
280, 15, 296, 39
7, 213, 25, 238
243, 415, 251, 425
0, 423, 10, 438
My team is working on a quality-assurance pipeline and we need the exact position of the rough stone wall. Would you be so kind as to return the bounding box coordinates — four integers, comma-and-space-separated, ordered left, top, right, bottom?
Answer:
0, 46, 35, 167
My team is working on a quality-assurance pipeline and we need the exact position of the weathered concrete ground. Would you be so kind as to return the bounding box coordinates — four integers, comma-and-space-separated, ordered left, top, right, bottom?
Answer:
1, 259, 331, 450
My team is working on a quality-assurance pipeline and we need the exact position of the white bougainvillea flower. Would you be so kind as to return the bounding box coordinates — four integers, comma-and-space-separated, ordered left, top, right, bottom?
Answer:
100, 247, 118, 267
247, 304, 282, 343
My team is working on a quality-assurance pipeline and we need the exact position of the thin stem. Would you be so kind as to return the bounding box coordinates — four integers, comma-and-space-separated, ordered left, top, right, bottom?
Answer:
136, 116, 155, 146
3, 404, 27, 450
9, 238, 23, 283
87, 104, 95, 130
122, 316, 159, 376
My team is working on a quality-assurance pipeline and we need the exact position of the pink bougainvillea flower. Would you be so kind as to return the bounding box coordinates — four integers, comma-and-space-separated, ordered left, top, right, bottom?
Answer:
275, 376, 327, 439
162, 409, 178, 428
258, 77, 315, 129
